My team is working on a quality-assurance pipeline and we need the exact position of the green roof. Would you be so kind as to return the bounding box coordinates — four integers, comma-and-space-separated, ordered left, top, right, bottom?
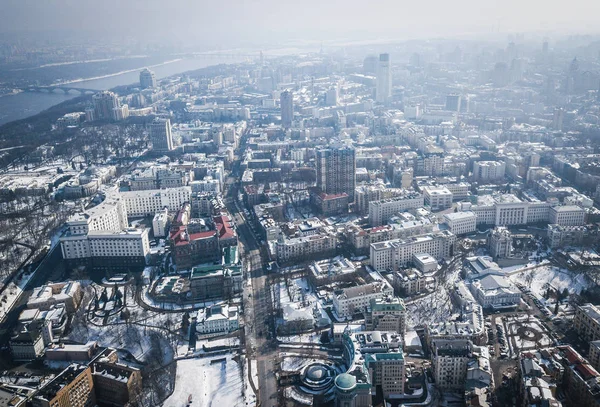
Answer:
223, 245, 238, 266
334, 373, 357, 390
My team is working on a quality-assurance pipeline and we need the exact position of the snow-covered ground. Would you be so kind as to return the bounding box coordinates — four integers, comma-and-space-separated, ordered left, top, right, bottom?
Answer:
164, 355, 252, 407
141, 284, 223, 311
406, 286, 455, 329
278, 332, 322, 344
510, 265, 591, 298
275, 276, 331, 340
0, 267, 36, 323
68, 283, 180, 365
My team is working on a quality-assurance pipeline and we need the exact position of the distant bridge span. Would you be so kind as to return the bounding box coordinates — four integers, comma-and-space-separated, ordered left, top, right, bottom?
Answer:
23, 86, 98, 95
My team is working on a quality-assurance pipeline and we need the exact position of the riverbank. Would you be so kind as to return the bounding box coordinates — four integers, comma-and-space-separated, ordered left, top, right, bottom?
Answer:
0, 54, 248, 126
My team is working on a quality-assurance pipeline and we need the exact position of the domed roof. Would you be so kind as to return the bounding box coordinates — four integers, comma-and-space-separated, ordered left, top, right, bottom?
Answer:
306, 365, 326, 381
334, 373, 357, 391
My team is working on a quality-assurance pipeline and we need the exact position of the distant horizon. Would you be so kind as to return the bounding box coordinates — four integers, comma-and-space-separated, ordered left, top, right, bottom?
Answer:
3, 0, 600, 49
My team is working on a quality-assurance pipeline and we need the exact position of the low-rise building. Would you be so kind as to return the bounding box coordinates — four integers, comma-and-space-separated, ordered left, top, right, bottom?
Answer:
28, 282, 83, 314
170, 227, 219, 270
195, 304, 239, 334
368, 193, 424, 226
308, 256, 357, 287
189, 264, 242, 301
393, 268, 432, 295
469, 274, 521, 309
412, 253, 438, 273
547, 224, 586, 248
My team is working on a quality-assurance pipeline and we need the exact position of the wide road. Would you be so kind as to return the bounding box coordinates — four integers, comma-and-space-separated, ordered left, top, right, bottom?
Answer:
226, 193, 280, 407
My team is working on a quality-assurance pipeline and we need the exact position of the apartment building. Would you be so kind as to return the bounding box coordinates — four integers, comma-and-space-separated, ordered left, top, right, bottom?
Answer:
370, 231, 455, 271
27, 281, 83, 314
340, 331, 405, 398
574, 303, 600, 342
368, 193, 424, 226
92, 361, 143, 407
473, 161, 505, 182
547, 224, 586, 248
275, 232, 337, 264
32, 365, 96, 407
393, 268, 431, 295
431, 339, 472, 390
333, 282, 393, 319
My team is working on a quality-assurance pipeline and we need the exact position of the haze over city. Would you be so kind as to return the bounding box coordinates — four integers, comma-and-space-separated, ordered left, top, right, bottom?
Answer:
2, 2, 600, 407
3, 0, 600, 47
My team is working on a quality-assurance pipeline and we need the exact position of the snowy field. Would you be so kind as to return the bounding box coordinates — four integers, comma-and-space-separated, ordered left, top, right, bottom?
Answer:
164, 355, 253, 407
510, 265, 591, 298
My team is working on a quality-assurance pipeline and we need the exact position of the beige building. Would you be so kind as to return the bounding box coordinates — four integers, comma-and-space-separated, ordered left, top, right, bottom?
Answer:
366, 297, 406, 336
32, 365, 96, 407
431, 339, 472, 390
574, 303, 600, 342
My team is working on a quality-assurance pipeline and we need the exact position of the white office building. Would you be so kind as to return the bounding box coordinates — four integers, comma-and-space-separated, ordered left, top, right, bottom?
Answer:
472, 161, 506, 182
422, 186, 453, 210
333, 281, 393, 319
376, 53, 392, 104
152, 209, 169, 238
443, 211, 477, 235
549, 205, 585, 226
121, 187, 191, 217
370, 231, 455, 271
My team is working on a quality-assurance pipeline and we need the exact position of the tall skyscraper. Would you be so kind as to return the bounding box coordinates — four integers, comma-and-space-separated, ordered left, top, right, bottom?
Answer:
280, 90, 293, 128
445, 94, 462, 112
150, 118, 174, 152
139, 68, 157, 89
316, 146, 356, 201
363, 55, 378, 74
92, 91, 120, 121
376, 53, 392, 104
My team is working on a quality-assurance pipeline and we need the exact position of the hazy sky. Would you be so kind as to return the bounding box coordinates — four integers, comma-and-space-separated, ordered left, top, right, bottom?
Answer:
3, 0, 600, 47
